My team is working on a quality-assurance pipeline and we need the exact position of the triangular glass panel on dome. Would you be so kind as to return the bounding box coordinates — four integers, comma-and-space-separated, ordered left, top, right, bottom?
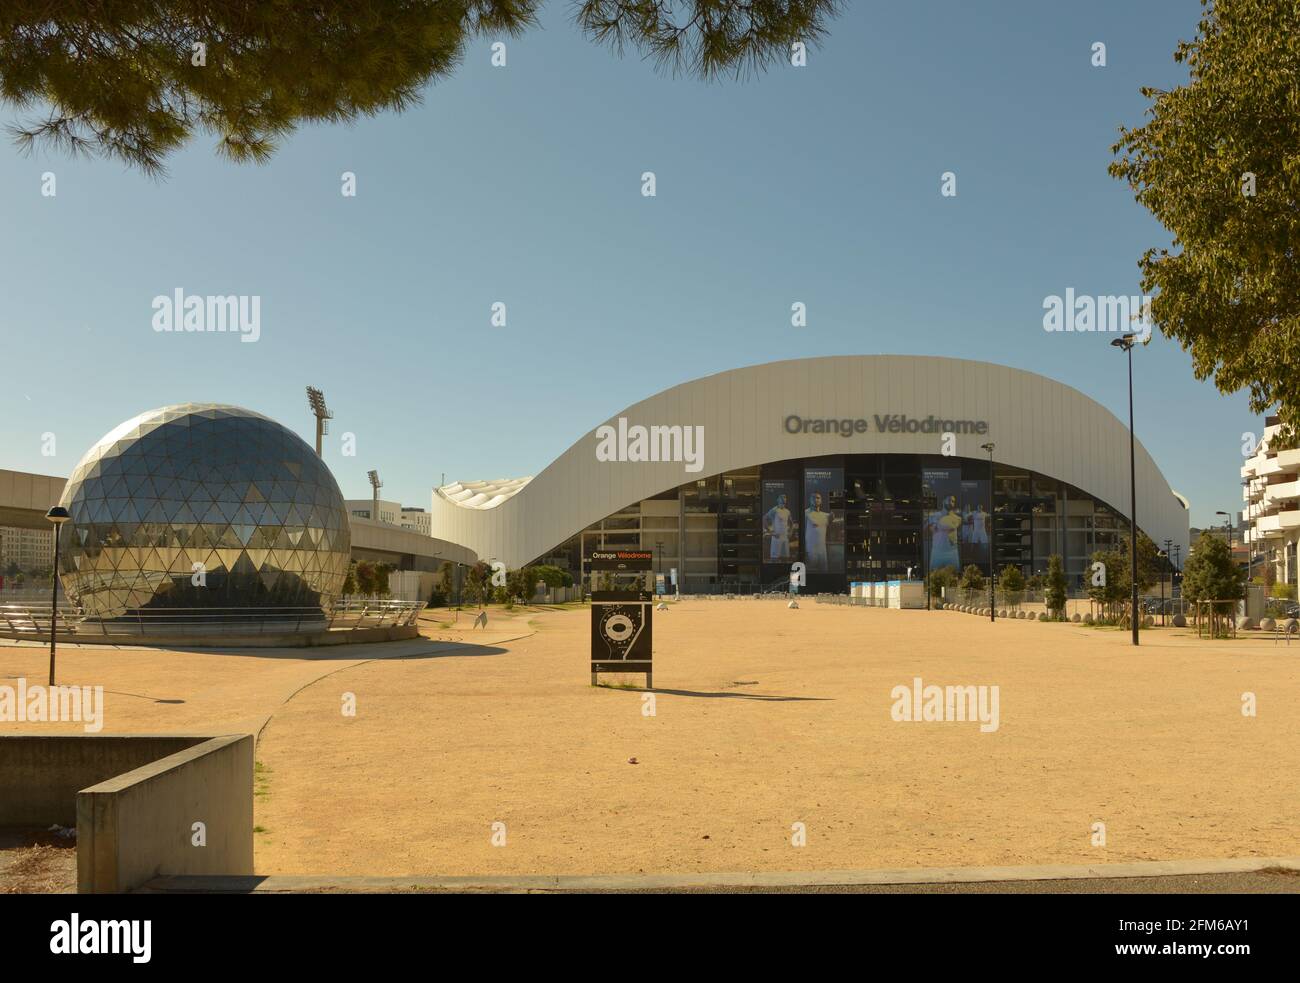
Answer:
214, 500, 242, 525
215, 548, 243, 571
246, 526, 275, 549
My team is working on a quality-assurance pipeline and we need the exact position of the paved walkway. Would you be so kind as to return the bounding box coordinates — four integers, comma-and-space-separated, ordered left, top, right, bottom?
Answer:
142, 856, 1300, 893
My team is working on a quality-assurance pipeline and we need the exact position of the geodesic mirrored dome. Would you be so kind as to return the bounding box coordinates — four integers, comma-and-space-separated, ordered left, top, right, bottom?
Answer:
57, 404, 351, 618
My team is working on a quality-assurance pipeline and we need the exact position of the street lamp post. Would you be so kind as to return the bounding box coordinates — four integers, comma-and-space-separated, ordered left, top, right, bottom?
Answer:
45, 506, 70, 686
980, 441, 996, 622
1111, 333, 1140, 646
1162, 538, 1172, 626
1216, 510, 1233, 550
1157, 549, 1167, 628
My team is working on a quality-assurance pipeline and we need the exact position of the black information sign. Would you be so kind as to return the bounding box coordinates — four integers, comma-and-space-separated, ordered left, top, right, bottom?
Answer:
590, 589, 653, 686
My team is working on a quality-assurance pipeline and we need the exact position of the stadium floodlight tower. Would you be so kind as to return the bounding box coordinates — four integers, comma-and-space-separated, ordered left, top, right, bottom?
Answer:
306, 386, 332, 457
368, 469, 382, 524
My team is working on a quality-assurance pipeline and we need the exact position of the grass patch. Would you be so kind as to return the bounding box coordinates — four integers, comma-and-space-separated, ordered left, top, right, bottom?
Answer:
254, 760, 271, 798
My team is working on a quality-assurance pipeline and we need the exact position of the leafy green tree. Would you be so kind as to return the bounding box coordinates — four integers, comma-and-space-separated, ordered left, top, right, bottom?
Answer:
1182, 532, 1245, 604
928, 564, 957, 598
998, 564, 1025, 609
1110, 0, 1300, 441
1086, 549, 1127, 623
341, 562, 358, 597
354, 561, 376, 596
465, 561, 493, 607
1181, 532, 1245, 636
533, 564, 572, 590
506, 567, 537, 605
1119, 531, 1161, 595
960, 564, 985, 594
1045, 554, 1067, 620
0, 1, 843, 175
438, 561, 458, 606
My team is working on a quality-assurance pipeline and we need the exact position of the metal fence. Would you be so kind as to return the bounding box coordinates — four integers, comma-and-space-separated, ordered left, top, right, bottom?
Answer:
0, 598, 424, 640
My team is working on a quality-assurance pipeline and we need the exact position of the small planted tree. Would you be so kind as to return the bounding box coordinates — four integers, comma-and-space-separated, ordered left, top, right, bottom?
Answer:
960, 564, 985, 600
998, 564, 1025, 611
1090, 549, 1130, 623
438, 561, 456, 607
506, 567, 537, 607
928, 564, 957, 602
341, 562, 358, 597
465, 561, 493, 608
533, 564, 573, 592
1181, 532, 1245, 637
374, 563, 393, 597
1045, 554, 1067, 620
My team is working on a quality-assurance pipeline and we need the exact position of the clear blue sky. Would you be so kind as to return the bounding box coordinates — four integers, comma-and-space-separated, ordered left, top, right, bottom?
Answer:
0, 0, 1252, 528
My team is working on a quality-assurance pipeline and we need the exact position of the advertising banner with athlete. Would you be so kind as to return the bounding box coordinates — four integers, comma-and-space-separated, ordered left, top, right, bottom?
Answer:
922, 467, 963, 574
802, 468, 844, 573
959, 479, 991, 569
761, 479, 800, 565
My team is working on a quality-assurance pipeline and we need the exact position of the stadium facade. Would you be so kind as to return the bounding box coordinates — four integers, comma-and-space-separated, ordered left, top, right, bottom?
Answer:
430, 356, 1191, 594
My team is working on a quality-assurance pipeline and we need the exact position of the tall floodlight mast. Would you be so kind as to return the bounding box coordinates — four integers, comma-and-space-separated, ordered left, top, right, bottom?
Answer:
368, 470, 382, 523
306, 386, 332, 457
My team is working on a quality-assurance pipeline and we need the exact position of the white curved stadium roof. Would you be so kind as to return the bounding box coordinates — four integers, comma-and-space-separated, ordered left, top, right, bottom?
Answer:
430, 355, 1191, 569
436, 477, 532, 510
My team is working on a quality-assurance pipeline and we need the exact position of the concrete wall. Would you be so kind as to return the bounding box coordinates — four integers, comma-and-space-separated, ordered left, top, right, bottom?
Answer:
78, 734, 254, 893
388, 569, 437, 604
0, 468, 67, 530
349, 513, 477, 571
0, 734, 206, 827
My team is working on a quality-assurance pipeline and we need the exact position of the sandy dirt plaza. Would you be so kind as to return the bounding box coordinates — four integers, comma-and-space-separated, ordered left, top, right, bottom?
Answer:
2, 602, 1297, 879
